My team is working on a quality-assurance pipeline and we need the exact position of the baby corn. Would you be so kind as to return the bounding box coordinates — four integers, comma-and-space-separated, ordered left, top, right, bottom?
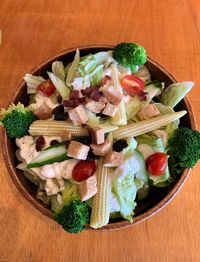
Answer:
90, 158, 112, 229
29, 120, 118, 136
113, 110, 187, 139
29, 120, 88, 136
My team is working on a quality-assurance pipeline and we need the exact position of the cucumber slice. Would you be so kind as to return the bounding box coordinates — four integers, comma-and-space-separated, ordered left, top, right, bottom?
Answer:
27, 143, 70, 168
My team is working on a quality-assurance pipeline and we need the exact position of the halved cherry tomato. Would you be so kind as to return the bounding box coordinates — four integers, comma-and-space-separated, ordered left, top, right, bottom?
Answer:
37, 79, 56, 97
72, 160, 96, 182
146, 152, 168, 176
121, 75, 145, 94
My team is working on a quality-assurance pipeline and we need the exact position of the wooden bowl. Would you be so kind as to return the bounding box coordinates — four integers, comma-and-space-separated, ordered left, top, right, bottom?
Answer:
2, 45, 196, 231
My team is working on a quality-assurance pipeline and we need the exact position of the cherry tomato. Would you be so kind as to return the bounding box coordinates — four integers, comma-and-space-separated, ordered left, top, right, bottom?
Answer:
121, 75, 145, 94
72, 160, 96, 182
37, 79, 56, 97
146, 152, 168, 176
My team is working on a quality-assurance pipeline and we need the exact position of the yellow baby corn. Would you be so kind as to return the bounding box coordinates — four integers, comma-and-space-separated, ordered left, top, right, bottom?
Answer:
29, 120, 118, 136
90, 158, 112, 229
29, 120, 88, 136
113, 110, 187, 140
111, 64, 127, 126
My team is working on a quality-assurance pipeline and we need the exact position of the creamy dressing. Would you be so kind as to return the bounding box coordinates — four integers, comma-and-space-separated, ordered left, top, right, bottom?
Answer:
16, 136, 39, 163
71, 76, 90, 90
40, 159, 78, 180
29, 93, 58, 112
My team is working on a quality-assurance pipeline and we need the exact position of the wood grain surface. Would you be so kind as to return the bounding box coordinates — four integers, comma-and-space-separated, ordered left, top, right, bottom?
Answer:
0, 1, 200, 261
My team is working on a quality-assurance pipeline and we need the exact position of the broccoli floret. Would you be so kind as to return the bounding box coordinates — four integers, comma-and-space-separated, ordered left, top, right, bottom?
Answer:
0, 103, 36, 138
168, 127, 200, 173
113, 42, 147, 72
54, 200, 91, 234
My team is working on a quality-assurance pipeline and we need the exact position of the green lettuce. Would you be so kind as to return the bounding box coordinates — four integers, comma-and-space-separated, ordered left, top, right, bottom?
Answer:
112, 149, 148, 222
52, 61, 66, 82
23, 74, 45, 94
50, 180, 80, 214
113, 171, 138, 222
136, 136, 170, 186
155, 103, 179, 137
160, 81, 194, 108
66, 49, 80, 85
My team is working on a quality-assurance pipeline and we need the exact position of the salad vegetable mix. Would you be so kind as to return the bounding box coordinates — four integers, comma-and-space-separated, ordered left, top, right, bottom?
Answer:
1, 42, 200, 233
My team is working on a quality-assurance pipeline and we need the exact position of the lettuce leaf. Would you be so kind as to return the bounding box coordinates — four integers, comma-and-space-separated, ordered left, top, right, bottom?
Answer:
155, 103, 179, 137
47, 71, 70, 100
113, 170, 137, 222
23, 74, 45, 94
66, 49, 80, 85
112, 149, 147, 222
136, 136, 170, 186
52, 61, 66, 82
160, 81, 194, 108
50, 180, 80, 214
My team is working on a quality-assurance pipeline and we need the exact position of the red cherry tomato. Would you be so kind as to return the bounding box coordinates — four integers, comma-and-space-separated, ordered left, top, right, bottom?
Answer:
146, 152, 168, 176
72, 160, 96, 182
37, 79, 56, 97
121, 75, 145, 94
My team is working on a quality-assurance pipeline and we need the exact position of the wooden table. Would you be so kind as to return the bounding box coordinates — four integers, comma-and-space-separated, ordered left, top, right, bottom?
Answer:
0, 1, 200, 261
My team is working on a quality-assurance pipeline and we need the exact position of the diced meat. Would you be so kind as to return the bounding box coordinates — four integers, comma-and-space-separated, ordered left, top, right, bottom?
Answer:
67, 141, 90, 160
102, 103, 118, 117
85, 99, 106, 113
104, 151, 123, 167
137, 104, 160, 121
34, 103, 52, 120
100, 85, 124, 105
90, 140, 111, 156
60, 131, 72, 141
78, 175, 98, 201
68, 105, 88, 125
92, 127, 104, 145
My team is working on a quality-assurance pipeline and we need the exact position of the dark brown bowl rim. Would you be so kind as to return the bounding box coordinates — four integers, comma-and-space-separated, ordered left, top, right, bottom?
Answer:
1, 44, 197, 231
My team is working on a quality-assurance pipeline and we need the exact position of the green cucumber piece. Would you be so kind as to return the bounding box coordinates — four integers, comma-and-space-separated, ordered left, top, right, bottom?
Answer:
27, 144, 70, 168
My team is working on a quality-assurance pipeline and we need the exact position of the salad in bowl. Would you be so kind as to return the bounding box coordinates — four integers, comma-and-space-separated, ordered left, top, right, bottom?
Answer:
1, 42, 200, 234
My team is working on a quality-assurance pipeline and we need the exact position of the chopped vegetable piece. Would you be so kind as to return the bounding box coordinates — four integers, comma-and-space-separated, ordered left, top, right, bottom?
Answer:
24, 74, 45, 94
111, 64, 127, 125
66, 49, 80, 85
52, 61, 66, 82
47, 71, 70, 100
160, 81, 194, 108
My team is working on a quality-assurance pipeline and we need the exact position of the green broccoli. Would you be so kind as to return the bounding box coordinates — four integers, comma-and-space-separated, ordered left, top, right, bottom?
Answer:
113, 42, 147, 72
54, 200, 91, 234
168, 127, 200, 174
0, 102, 36, 138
